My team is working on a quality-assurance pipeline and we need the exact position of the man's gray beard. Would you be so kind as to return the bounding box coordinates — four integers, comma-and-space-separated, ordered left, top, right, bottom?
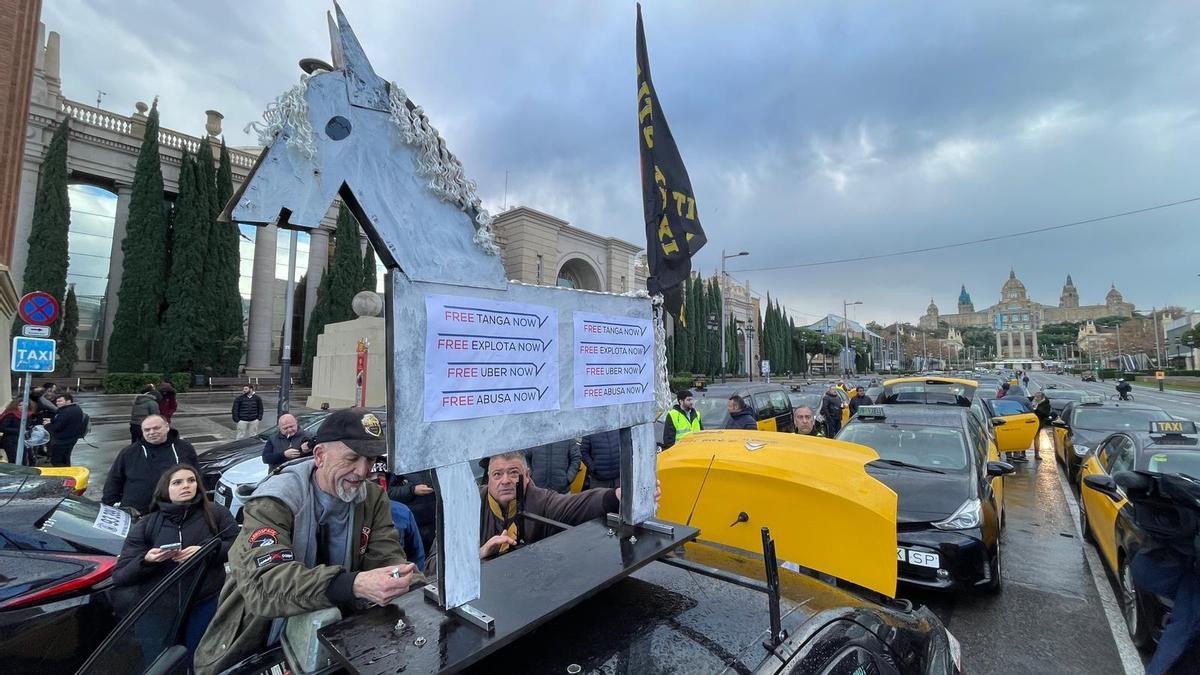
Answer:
335, 480, 367, 503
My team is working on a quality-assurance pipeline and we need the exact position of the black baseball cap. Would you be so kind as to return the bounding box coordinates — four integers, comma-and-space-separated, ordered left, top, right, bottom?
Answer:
315, 407, 386, 457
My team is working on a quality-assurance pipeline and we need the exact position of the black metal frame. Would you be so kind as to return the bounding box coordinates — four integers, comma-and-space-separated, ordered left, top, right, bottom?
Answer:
659, 526, 789, 652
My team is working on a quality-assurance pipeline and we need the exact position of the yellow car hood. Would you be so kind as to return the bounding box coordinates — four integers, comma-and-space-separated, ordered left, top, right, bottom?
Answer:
657, 430, 898, 597
38, 466, 89, 492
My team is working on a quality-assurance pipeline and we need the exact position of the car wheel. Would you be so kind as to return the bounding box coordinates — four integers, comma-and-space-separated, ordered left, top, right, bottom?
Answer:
985, 540, 1002, 594
1119, 556, 1152, 648
1079, 499, 1094, 543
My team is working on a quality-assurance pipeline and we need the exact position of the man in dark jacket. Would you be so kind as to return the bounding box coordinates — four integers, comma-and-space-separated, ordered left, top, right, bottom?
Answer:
848, 387, 872, 418
525, 438, 581, 493
44, 391, 86, 466
662, 390, 701, 449
821, 386, 845, 437
233, 384, 264, 439
102, 415, 199, 516
383, 468, 436, 552
261, 413, 312, 470
725, 395, 757, 430
479, 451, 660, 558
581, 429, 621, 489
129, 385, 160, 443
793, 405, 823, 437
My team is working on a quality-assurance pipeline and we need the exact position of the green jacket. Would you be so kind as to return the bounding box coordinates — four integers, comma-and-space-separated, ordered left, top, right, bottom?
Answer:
194, 462, 413, 674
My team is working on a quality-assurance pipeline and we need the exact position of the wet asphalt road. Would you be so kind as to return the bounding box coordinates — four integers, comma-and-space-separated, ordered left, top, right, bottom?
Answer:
902, 450, 1129, 674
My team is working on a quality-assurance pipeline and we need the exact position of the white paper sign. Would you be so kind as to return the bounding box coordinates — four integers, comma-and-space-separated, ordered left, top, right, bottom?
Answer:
93, 504, 132, 538
573, 311, 654, 408
424, 295, 559, 422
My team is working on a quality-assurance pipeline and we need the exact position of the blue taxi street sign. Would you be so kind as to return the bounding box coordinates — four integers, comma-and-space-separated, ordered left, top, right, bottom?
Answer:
11, 336, 56, 373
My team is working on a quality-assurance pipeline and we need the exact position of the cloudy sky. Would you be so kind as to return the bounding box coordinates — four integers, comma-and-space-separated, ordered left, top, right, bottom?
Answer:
44, 1, 1200, 325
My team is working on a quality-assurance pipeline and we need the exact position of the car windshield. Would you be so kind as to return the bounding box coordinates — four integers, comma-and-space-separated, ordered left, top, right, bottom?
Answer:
1045, 390, 1086, 402
989, 399, 1031, 416
882, 382, 973, 406
1143, 451, 1200, 478
1071, 407, 1172, 431
693, 397, 729, 428
0, 493, 129, 556
788, 393, 821, 412
839, 422, 969, 471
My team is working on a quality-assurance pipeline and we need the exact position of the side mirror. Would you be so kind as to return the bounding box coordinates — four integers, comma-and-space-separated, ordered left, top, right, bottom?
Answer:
986, 461, 1015, 477
990, 417, 1007, 426
1083, 474, 1122, 501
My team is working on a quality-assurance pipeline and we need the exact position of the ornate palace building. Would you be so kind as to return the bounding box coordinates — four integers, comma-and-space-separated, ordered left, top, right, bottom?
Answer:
918, 270, 1135, 360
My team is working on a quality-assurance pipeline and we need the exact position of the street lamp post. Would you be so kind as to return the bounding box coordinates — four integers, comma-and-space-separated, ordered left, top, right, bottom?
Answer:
720, 250, 749, 383
842, 299, 862, 374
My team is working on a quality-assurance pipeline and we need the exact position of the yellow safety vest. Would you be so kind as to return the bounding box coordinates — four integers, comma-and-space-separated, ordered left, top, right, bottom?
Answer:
667, 408, 701, 439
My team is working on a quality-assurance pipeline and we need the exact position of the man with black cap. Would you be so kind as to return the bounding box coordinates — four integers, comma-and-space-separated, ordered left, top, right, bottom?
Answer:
661, 389, 701, 450
196, 408, 419, 675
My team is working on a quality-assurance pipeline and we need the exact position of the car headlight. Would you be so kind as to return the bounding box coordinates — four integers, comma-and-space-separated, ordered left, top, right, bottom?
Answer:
1073, 444, 1090, 458
933, 498, 982, 530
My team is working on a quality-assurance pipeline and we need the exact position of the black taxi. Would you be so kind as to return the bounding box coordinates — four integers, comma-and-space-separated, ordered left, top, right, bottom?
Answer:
1051, 395, 1175, 482
1078, 419, 1199, 647
838, 405, 1014, 593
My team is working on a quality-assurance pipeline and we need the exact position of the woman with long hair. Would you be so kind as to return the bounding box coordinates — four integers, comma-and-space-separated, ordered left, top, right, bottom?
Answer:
112, 463, 237, 655
0, 397, 36, 464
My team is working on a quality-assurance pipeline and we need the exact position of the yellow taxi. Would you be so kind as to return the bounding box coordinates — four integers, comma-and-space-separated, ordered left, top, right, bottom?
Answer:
0, 462, 89, 494
1077, 419, 1199, 646
657, 429, 899, 597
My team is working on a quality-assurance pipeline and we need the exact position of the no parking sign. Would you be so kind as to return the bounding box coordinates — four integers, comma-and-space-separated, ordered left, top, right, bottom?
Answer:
18, 291, 60, 326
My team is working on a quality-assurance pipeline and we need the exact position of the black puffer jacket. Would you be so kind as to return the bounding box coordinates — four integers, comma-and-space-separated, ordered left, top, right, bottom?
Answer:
101, 430, 199, 515
581, 430, 621, 482
525, 439, 582, 493
386, 469, 436, 550
725, 408, 757, 430
231, 393, 263, 422
112, 493, 237, 606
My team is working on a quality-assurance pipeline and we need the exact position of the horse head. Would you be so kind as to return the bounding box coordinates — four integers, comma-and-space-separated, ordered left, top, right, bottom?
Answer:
225, 1, 505, 289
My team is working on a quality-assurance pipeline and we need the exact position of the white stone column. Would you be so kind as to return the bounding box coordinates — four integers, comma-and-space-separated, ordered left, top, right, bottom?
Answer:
245, 223, 279, 371
303, 226, 330, 331
1032, 330, 1040, 359
1005, 332, 1013, 359
99, 183, 134, 364
9, 165, 41, 293
995, 331, 1002, 359
1019, 330, 1026, 358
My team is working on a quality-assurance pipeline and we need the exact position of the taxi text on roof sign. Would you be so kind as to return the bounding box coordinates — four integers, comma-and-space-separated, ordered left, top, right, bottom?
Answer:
1080, 394, 1104, 405
857, 405, 887, 419
1150, 420, 1197, 435
10, 336, 56, 373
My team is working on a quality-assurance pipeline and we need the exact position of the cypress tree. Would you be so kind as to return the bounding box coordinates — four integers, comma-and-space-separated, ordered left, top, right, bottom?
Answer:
109, 102, 168, 371
361, 244, 377, 292
706, 277, 720, 376
16, 117, 71, 338
684, 276, 701, 375
673, 313, 690, 376
301, 205, 364, 383
56, 285, 79, 376
156, 154, 208, 373
201, 140, 244, 374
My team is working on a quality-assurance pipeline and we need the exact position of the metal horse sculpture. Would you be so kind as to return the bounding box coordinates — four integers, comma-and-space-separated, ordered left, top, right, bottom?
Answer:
226, 3, 660, 611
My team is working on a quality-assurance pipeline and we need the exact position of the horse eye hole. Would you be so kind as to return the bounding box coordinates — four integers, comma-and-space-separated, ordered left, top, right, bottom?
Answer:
325, 116, 352, 141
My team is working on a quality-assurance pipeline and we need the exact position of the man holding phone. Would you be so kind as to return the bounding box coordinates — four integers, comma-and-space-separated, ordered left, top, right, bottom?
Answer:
196, 408, 421, 675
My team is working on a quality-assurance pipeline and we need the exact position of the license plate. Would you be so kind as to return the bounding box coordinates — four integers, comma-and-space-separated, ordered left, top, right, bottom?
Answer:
898, 547, 940, 568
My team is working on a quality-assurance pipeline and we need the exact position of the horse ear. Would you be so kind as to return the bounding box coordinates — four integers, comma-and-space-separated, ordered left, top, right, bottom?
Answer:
330, 1, 391, 113
326, 10, 344, 70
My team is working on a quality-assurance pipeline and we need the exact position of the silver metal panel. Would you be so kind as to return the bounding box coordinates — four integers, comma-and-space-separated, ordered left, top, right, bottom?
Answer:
627, 422, 658, 524
387, 274, 656, 475
434, 462, 481, 608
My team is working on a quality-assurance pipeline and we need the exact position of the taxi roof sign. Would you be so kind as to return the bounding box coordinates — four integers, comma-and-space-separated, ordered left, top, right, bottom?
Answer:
856, 405, 887, 419
1149, 420, 1197, 435
1080, 394, 1104, 405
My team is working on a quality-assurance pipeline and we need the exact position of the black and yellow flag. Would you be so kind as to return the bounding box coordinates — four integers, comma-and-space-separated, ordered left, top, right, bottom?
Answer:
637, 4, 707, 325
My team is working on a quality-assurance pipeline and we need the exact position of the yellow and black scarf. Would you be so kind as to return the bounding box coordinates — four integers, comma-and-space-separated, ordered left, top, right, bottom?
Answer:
486, 494, 520, 554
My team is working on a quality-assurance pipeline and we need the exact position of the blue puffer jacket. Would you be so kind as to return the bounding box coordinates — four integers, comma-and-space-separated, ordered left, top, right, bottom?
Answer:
581, 430, 621, 482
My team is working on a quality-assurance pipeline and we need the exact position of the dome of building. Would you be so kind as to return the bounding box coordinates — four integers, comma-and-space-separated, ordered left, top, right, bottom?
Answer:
927, 298, 938, 313
1001, 269, 1027, 300
1106, 284, 1123, 304
958, 284, 972, 305
1064, 274, 1074, 287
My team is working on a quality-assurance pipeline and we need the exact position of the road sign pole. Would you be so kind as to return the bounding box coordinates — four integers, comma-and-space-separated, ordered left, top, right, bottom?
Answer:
14, 373, 31, 466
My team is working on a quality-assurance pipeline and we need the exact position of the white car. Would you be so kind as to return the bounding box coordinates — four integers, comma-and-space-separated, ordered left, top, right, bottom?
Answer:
213, 454, 272, 521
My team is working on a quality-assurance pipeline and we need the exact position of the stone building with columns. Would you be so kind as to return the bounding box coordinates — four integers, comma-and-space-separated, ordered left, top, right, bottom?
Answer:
918, 269, 1135, 360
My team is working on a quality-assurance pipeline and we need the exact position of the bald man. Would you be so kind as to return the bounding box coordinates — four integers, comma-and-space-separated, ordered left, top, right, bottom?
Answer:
261, 413, 313, 470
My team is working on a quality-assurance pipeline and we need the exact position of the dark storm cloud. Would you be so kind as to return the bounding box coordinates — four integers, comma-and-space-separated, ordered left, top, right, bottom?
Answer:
47, 1, 1200, 323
